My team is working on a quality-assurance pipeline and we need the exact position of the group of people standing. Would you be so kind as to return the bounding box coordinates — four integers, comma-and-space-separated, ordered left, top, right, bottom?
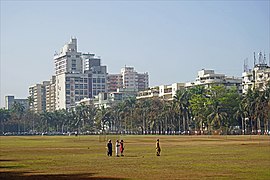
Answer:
107, 139, 124, 157
106, 139, 161, 157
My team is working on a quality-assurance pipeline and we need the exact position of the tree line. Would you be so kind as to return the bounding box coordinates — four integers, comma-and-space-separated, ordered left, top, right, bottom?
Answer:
1, 84, 269, 135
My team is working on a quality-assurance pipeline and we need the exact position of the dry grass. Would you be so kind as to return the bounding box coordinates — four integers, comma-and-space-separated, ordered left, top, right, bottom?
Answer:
0, 135, 269, 179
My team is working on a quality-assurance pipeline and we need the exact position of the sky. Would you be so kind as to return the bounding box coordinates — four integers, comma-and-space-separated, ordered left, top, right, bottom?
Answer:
1, 0, 269, 107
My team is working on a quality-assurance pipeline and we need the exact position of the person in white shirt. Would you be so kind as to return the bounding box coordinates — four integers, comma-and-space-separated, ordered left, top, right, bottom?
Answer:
115, 140, 120, 157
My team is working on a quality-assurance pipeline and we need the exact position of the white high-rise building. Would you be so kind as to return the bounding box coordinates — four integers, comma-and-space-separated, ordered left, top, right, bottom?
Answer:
53, 38, 107, 110
54, 38, 82, 75
54, 38, 87, 110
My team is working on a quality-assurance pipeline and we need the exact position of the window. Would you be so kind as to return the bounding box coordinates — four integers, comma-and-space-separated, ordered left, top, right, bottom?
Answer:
75, 96, 80, 101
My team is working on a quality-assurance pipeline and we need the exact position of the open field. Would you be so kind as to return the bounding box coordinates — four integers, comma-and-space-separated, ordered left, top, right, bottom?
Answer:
0, 135, 269, 180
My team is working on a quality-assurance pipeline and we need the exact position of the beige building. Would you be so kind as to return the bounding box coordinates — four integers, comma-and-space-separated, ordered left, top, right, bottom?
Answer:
29, 81, 50, 113
46, 76, 56, 112
108, 66, 149, 93
136, 87, 159, 100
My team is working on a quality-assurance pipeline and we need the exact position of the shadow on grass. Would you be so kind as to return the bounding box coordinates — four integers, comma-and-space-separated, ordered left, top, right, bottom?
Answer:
0, 160, 15, 162
0, 165, 24, 169
0, 171, 126, 180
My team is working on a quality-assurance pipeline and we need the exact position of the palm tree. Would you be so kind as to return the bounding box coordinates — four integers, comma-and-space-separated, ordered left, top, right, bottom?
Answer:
11, 102, 25, 134
242, 88, 257, 134
234, 101, 246, 134
0, 108, 11, 134
173, 89, 190, 134
95, 106, 111, 132
207, 104, 227, 133
124, 97, 136, 133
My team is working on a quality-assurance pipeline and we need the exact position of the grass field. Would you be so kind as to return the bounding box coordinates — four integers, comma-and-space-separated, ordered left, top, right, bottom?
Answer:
0, 135, 269, 179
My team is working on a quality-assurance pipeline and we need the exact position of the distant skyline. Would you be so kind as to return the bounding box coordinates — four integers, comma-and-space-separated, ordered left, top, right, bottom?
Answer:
1, 1, 269, 107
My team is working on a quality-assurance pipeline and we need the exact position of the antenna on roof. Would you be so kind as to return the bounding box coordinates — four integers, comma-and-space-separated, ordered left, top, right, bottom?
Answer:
253, 52, 256, 67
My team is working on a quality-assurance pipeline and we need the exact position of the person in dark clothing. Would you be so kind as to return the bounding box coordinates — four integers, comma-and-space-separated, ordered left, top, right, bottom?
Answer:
107, 139, 113, 156
120, 140, 124, 156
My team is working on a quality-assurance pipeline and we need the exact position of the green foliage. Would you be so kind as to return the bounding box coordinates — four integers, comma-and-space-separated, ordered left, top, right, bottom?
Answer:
1, 83, 269, 135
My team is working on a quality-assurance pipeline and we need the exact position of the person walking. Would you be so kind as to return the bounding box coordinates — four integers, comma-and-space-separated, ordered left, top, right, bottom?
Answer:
115, 140, 120, 157
156, 139, 161, 156
107, 139, 113, 156
120, 140, 124, 156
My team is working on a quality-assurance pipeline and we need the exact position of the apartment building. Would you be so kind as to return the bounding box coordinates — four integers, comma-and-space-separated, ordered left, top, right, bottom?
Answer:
136, 87, 159, 100
107, 74, 123, 92
52, 38, 108, 110
242, 63, 270, 94
159, 83, 186, 101
78, 88, 136, 109
137, 69, 243, 101
4, 96, 29, 110
185, 69, 242, 93
45, 76, 56, 112
108, 66, 149, 93
82, 53, 107, 98
29, 81, 49, 113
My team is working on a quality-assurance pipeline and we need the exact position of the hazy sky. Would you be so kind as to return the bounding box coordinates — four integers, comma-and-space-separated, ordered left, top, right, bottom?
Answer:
1, 0, 269, 107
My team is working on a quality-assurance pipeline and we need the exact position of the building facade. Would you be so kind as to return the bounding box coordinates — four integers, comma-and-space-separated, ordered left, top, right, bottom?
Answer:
4, 96, 29, 110
159, 83, 186, 101
185, 69, 242, 93
29, 81, 49, 113
53, 38, 108, 110
45, 76, 56, 112
108, 66, 149, 93
242, 53, 270, 94
82, 53, 107, 98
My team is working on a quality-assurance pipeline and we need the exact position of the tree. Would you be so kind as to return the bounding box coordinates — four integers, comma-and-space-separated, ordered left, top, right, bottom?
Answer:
11, 102, 25, 134
0, 108, 11, 134
173, 89, 190, 134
